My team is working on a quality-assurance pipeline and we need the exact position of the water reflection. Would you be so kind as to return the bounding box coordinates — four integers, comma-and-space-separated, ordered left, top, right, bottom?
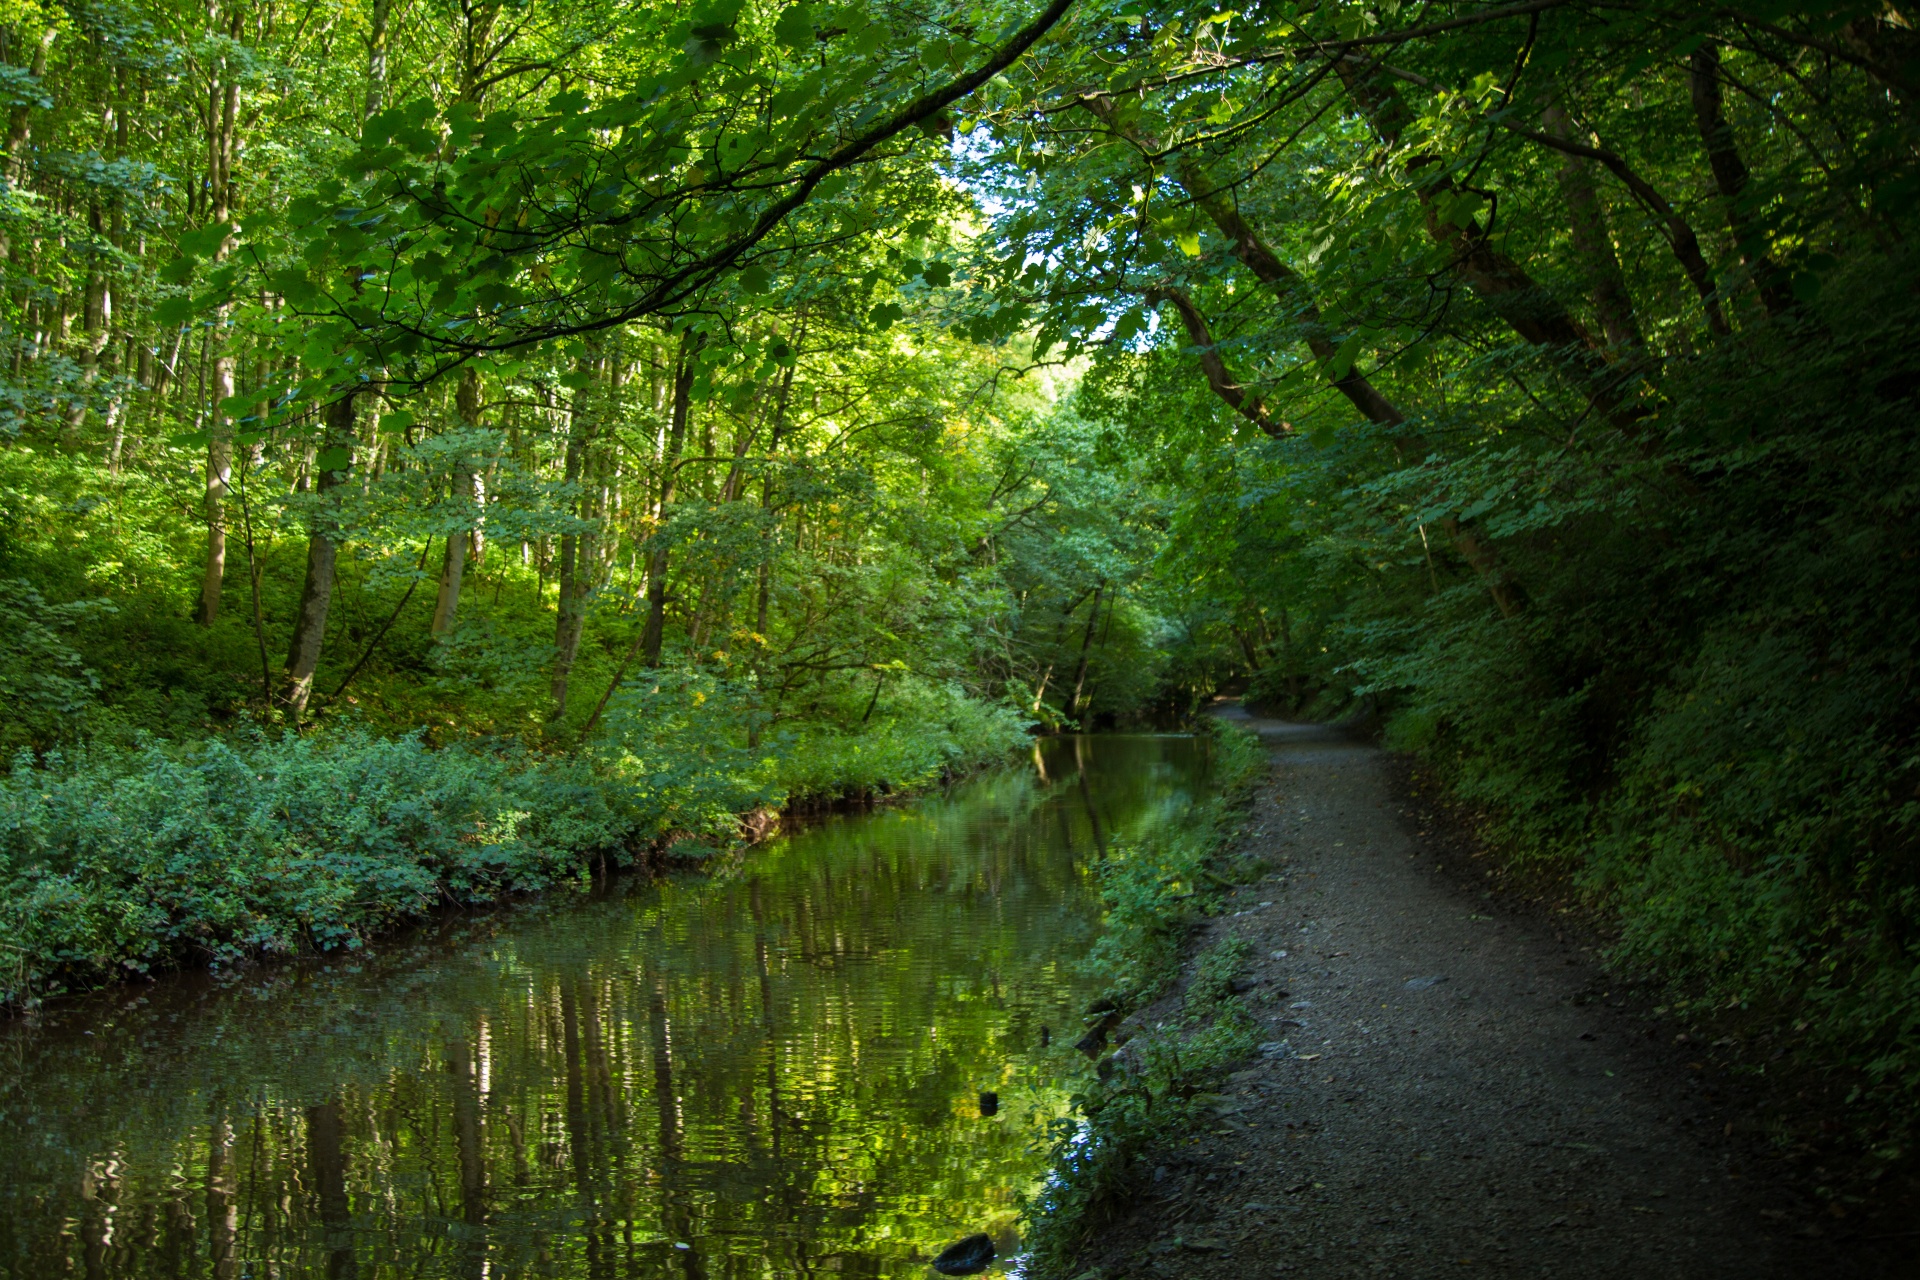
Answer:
0, 735, 1216, 1278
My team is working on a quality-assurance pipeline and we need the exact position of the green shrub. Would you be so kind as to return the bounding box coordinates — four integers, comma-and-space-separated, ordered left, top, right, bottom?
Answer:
0, 578, 112, 750
0, 730, 665, 1005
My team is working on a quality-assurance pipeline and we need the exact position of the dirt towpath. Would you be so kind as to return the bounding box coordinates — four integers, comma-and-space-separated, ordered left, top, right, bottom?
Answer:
1073, 709, 1870, 1279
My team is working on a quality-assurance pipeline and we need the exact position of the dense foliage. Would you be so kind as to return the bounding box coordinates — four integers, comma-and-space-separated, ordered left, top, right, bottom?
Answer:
2, 0, 1916, 1162
968, 0, 1920, 1147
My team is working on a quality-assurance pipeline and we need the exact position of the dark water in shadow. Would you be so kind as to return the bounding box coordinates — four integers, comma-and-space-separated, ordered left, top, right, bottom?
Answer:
0, 734, 1218, 1279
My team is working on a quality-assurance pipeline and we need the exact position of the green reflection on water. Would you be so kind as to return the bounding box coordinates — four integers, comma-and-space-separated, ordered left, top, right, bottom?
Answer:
0, 735, 1216, 1279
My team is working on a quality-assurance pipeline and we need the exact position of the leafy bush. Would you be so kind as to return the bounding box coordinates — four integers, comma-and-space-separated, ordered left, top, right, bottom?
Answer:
1081, 720, 1266, 1001
0, 578, 111, 750
1, 729, 677, 1005
0, 664, 1037, 1007
771, 675, 1033, 805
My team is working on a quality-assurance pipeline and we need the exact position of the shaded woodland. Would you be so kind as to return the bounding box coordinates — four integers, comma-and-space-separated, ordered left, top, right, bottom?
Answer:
1, 0, 1917, 1162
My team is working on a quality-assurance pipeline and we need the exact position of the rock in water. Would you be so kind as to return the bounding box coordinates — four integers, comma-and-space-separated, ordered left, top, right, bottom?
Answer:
931, 1233, 995, 1275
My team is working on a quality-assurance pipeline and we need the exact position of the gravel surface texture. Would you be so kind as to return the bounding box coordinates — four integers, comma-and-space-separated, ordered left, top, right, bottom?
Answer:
1067, 710, 1895, 1279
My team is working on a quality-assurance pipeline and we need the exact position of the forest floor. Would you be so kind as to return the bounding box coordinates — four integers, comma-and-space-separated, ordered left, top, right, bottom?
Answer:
1067, 707, 1906, 1280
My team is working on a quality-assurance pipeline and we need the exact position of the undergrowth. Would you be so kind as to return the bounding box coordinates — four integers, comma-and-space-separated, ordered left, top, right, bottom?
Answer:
0, 676, 1028, 1009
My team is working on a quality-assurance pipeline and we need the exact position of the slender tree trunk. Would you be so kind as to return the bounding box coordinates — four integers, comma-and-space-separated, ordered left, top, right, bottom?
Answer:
65, 205, 110, 445
1689, 44, 1793, 319
641, 331, 699, 668
282, 391, 356, 721
550, 353, 601, 719
1030, 663, 1053, 715
431, 368, 482, 635
0, 24, 53, 279
363, 0, 391, 119
1278, 607, 1302, 709
197, 372, 233, 625
195, 22, 242, 625
1233, 625, 1263, 672
1064, 581, 1105, 724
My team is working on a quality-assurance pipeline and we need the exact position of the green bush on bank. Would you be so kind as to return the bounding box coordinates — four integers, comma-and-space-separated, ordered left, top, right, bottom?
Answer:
0, 674, 1032, 1008
0, 732, 638, 1005
1080, 720, 1267, 1002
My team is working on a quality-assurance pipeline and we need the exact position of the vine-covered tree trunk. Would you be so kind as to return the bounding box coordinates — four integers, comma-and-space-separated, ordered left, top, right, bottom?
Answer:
641, 332, 698, 669
550, 353, 602, 719
431, 368, 483, 635
282, 391, 356, 721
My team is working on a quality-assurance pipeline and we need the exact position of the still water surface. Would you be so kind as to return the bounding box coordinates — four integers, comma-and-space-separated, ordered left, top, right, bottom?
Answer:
0, 734, 1219, 1279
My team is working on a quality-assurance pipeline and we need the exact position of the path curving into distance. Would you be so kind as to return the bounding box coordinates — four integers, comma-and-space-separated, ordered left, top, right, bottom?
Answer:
1077, 705, 1879, 1279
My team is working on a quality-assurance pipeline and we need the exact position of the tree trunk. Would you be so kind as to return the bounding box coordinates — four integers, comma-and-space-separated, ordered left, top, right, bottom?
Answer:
1542, 96, 1642, 352
747, 357, 798, 747
1063, 581, 1105, 724
196, 371, 233, 625
195, 19, 242, 625
363, 0, 391, 120
1689, 44, 1793, 319
1, 27, 52, 182
550, 353, 601, 719
430, 368, 482, 635
282, 391, 356, 721
642, 331, 699, 668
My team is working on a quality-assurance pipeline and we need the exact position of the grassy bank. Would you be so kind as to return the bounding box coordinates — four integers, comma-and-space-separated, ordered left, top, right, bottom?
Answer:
1020, 719, 1267, 1274
0, 678, 1027, 1009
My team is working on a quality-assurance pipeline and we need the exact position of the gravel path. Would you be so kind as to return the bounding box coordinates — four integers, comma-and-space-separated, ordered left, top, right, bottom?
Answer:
1070, 711, 1864, 1279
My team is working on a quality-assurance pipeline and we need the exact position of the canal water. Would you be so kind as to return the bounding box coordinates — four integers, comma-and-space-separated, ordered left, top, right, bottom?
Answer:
0, 734, 1220, 1279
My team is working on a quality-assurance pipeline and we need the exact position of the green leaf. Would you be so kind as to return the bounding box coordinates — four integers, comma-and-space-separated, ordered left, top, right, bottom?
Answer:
1176, 230, 1201, 258
1327, 333, 1364, 381
316, 447, 353, 473
774, 4, 814, 49
151, 296, 195, 328
738, 264, 772, 294
869, 302, 905, 330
